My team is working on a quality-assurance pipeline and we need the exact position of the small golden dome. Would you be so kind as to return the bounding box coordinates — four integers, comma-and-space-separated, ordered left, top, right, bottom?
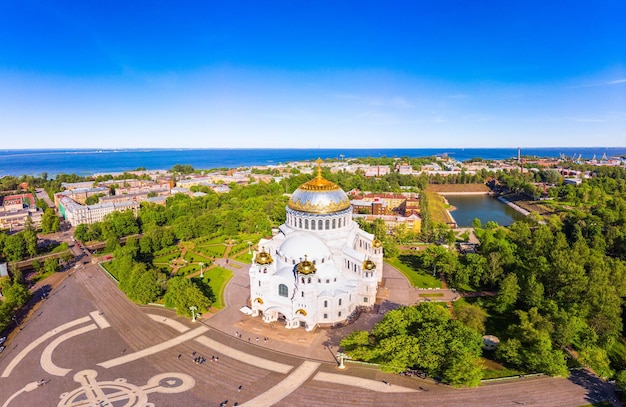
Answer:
373, 238, 382, 248
363, 259, 376, 270
296, 255, 317, 275
255, 247, 273, 265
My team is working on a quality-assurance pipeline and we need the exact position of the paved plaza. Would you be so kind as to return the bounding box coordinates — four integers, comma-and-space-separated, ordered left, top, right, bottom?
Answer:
0, 258, 619, 406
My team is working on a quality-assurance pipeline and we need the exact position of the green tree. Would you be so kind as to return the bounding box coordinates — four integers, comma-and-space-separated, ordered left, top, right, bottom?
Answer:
22, 229, 38, 257
3, 234, 26, 261
494, 274, 520, 313
43, 257, 59, 273
41, 208, 61, 233
454, 303, 487, 333
163, 276, 211, 316
127, 268, 163, 305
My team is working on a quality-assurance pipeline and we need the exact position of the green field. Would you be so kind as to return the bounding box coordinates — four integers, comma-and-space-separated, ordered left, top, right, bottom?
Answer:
386, 257, 442, 288
196, 244, 227, 257
234, 252, 253, 263
182, 252, 213, 264
153, 250, 182, 264
201, 266, 233, 309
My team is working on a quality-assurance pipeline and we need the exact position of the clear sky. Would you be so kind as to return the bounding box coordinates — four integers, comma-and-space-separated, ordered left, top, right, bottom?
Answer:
1, 1, 624, 149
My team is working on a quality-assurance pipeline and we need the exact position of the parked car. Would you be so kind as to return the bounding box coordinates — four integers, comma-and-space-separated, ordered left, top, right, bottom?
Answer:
0, 336, 5, 345
0, 345, 5, 353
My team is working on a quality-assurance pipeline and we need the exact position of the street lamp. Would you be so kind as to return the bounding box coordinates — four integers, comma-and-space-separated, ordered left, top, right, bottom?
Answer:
337, 352, 348, 369
189, 306, 198, 323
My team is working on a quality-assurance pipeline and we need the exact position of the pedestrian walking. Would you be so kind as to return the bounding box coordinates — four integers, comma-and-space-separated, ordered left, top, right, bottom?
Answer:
238, 385, 242, 392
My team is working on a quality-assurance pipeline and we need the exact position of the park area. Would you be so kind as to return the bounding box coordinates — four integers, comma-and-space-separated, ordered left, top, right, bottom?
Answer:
101, 233, 260, 312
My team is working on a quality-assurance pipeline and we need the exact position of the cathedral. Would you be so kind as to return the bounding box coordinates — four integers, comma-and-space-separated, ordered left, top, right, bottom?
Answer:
248, 159, 383, 331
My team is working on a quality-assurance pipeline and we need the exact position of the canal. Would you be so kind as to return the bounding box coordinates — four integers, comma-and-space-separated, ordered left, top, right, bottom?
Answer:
444, 194, 526, 227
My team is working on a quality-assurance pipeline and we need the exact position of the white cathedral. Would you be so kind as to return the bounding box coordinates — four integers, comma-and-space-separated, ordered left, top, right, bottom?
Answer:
248, 159, 383, 331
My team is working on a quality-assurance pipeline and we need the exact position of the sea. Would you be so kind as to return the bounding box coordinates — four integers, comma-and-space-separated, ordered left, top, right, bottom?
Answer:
1, 147, 625, 178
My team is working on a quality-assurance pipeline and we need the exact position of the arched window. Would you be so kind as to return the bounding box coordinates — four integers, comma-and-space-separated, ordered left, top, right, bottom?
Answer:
301, 277, 305, 284
324, 300, 328, 307
339, 298, 342, 306
318, 219, 323, 230
299, 218, 302, 228
307, 277, 311, 283
325, 219, 330, 230
278, 284, 288, 297
332, 219, 336, 229
312, 220, 316, 230
305, 219, 309, 229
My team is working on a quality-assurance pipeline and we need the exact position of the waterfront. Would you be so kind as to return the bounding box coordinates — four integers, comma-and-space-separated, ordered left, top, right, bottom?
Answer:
1, 147, 626, 177
445, 194, 526, 227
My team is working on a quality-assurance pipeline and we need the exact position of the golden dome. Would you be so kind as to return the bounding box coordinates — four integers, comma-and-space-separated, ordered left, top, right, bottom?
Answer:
287, 158, 350, 214
373, 238, 382, 248
255, 247, 273, 265
363, 259, 376, 270
296, 255, 317, 275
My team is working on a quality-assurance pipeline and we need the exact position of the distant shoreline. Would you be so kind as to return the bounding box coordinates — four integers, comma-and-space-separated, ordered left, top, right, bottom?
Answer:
2, 147, 626, 178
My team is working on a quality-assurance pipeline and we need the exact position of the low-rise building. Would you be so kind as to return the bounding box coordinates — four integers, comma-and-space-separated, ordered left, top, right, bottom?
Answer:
54, 187, 109, 206
59, 196, 139, 226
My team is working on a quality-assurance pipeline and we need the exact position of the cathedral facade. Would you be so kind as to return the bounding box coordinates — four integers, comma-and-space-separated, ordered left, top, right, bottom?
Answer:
248, 160, 383, 331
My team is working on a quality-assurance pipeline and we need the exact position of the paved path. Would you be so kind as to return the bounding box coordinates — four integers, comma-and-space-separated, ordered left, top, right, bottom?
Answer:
0, 258, 619, 406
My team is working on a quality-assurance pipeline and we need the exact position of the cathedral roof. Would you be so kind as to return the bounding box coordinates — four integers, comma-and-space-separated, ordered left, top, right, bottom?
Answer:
255, 247, 273, 265
287, 158, 350, 214
279, 233, 330, 260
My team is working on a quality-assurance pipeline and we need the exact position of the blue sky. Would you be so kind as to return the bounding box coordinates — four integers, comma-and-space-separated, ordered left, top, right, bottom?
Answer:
1, 1, 624, 149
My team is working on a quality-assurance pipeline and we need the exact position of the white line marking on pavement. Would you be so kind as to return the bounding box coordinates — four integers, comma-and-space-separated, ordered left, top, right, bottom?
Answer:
313, 371, 418, 393
240, 361, 319, 407
1, 316, 92, 378
2, 381, 41, 407
97, 326, 209, 369
147, 314, 189, 333
194, 336, 293, 374
41, 324, 98, 377
89, 311, 110, 329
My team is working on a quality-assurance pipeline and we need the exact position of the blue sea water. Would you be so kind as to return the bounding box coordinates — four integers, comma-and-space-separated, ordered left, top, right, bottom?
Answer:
0, 147, 625, 178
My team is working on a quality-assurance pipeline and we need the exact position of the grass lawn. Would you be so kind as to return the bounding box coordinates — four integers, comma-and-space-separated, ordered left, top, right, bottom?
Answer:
154, 245, 181, 256
201, 266, 233, 309
196, 244, 227, 257
234, 252, 253, 263
100, 261, 119, 280
153, 250, 182, 264
183, 252, 213, 264
386, 257, 442, 288
177, 264, 200, 276
423, 190, 453, 224
205, 236, 229, 244
30, 268, 58, 283
481, 357, 526, 379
